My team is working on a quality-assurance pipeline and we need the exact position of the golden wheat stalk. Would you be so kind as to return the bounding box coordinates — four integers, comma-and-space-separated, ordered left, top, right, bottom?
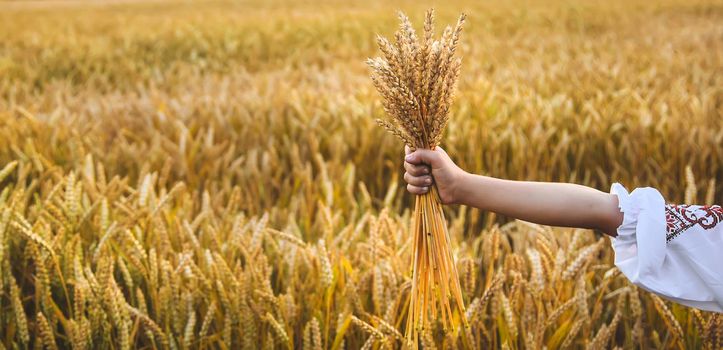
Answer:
368, 9, 467, 348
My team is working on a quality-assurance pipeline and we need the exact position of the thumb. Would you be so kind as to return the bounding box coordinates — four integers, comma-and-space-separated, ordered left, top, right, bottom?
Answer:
405, 149, 441, 167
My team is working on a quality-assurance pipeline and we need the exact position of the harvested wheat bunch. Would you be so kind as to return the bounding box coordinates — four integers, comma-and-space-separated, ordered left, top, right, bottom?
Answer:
368, 9, 468, 348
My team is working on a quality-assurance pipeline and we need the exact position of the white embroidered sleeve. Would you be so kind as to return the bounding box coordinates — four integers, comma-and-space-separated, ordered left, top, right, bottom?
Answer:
610, 183, 723, 313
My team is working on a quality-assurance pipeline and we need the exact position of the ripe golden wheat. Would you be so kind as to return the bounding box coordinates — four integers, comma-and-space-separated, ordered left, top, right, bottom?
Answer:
0, 0, 721, 349
368, 9, 469, 348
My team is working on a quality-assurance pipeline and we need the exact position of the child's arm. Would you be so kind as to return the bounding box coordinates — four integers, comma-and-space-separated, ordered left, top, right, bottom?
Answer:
404, 147, 623, 236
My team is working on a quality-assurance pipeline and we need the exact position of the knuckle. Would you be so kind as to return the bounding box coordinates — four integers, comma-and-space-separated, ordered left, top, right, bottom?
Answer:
409, 175, 419, 184
411, 176, 425, 186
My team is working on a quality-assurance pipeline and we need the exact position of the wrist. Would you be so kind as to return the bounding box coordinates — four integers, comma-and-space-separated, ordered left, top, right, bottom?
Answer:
455, 172, 495, 209
451, 170, 472, 205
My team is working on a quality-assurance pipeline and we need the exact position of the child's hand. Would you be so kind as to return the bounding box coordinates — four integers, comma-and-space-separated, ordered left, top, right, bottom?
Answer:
403, 146, 467, 204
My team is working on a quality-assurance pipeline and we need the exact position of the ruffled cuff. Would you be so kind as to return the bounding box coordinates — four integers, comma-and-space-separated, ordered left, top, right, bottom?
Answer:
609, 183, 667, 283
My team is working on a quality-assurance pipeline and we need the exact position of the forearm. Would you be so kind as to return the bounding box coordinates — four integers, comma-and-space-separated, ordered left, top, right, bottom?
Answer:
456, 173, 623, 236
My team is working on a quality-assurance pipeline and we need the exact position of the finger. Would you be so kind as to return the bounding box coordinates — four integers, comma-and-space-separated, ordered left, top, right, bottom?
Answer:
407, 184, 429, 195
404, 161, 430, 176
405, 149, 440, 167
404, 172, 433, 187
405, 145, 411, 155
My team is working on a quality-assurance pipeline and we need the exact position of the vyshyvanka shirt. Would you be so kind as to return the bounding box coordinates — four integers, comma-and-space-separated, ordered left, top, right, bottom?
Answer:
610, 183, 723, 313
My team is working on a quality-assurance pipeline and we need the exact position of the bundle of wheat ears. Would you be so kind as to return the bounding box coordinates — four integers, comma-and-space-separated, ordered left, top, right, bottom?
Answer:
368, 9, 468, 348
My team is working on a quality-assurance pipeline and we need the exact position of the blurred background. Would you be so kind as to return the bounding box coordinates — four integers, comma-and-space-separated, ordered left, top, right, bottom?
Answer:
0, 0, 721, 348
2, 0, 720, 217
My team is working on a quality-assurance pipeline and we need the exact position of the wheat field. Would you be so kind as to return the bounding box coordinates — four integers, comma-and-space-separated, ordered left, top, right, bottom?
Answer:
0, 0, 721, 349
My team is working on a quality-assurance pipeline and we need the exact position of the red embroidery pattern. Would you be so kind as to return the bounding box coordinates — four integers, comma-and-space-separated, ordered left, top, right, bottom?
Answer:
665, 204, 723, 243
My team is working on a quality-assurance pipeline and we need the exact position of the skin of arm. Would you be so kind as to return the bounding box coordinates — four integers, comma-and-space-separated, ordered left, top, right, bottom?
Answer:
403, 147, 624, 236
